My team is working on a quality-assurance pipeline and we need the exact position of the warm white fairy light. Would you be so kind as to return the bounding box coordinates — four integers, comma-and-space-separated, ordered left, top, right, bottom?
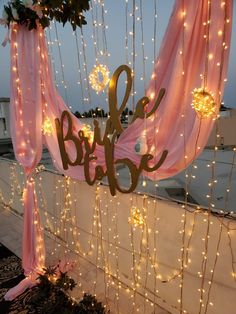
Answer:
73, 29, 86, 109
2, 157, 236, 314
46, 27, 59, 88
54, 22, 70, 108
80, 26, 92, 104
81, 124, 94, 142
89, 64, 110, 93
128, 206, 145, 227
192, 88, 217, 119
42, 117, 53, 136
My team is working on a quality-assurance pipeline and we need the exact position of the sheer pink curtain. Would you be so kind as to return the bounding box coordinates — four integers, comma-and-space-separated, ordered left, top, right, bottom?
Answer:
5, 25, 45, 300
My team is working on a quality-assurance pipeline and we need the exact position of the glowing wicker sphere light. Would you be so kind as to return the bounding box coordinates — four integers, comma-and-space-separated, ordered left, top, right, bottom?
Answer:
192, 88, 216, 118
82, 124, 94, 142
128, 206, 145, 228
89, 64, 110, 93
42, 117, 53, 136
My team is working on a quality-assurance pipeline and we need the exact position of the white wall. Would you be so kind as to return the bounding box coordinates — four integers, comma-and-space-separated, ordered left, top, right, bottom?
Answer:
0, 98, 11, 139
207, 109, 236, 147
0, 158, 236, 314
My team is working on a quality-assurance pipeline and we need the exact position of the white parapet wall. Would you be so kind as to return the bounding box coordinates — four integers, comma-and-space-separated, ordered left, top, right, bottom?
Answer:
0, 158, 236, 314
0, 98, 11, 140
207, 109, 236, 147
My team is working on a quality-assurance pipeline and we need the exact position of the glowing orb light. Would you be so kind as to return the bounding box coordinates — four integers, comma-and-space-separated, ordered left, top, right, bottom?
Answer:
191, 88, 217, 118
89, 64, 110, 93
128, 206, 145, 227
42, 117, 53, 136
81, 124, 94, 142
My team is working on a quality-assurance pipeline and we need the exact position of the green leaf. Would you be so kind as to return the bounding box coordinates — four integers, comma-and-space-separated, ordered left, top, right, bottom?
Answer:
6, 0, 90, 30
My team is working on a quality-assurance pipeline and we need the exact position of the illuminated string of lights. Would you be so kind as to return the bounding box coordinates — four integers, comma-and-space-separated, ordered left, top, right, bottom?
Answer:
100, 0, 109, 66
132, 0, 136, 113
90, 0, 99, 65
0, 162, 19, 208
39, 178, 96, 259
223, 147, 236, 289
1, 159, 236, 314
94, 1, 101, 58
74, 29, 86, 110
96, 186, 110, 310
130, 208, 139, 312
198, 2, 231, 312
227, 219, 236, 284
153, 0, 158, 68
80, 26, 92, 105
1, 2, 235, 313
179, 0, 188, 312
139, 0, 146, 92
150, 9, 160, 311
89, 64, 110, 93
46, 27, 59, 88
54, 22, 70, 107
88, 0, 110, 121
153, 198, 159, 311
103, 189, 112, 307
125, 0, 129, 66
114, 195, 121, 313
203, 150, 236, 313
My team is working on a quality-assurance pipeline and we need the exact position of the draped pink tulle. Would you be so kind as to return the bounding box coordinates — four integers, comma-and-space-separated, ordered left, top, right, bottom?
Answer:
5, 0, 233, 300
117, 0, 233, 180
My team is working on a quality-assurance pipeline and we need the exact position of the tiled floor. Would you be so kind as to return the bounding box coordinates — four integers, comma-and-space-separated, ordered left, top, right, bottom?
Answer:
0, 204, 169, 314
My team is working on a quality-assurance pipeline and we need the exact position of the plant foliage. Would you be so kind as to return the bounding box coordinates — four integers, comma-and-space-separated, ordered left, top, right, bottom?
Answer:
26, 266, 106, 313
2, 0, 90, 31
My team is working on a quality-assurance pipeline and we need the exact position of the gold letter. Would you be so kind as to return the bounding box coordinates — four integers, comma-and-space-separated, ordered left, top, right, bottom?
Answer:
55, 111, 84, 170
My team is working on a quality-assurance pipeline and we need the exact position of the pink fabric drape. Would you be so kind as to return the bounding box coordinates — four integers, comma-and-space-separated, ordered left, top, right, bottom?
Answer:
4, 0, 233, 300
117, 0, 233, 180
5, 25, 45, 301
4, 180, 44, 300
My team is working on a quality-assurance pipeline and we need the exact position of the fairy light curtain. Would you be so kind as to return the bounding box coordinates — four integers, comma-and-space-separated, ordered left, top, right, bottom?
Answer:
4, 0, 233, 300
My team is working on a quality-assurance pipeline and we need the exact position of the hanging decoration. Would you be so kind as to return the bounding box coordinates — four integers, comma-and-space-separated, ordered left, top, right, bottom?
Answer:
42, 117, 53, 136
89, 64, 110, 93
128, 206, 145, 227
1, 0, 90, 30
191, 88, 217, 119
81, 124, 94, 143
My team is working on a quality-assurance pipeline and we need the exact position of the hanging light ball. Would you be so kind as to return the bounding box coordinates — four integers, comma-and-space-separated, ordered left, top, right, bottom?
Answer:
89, 64, 110, 93
42, 117, 53, 136
81, 124, 94, 142
128, 206, 145, 228
191, 88, 217, 118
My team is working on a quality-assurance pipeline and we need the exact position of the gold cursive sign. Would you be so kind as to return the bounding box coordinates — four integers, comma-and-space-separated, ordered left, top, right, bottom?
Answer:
55, 65, 168, 196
